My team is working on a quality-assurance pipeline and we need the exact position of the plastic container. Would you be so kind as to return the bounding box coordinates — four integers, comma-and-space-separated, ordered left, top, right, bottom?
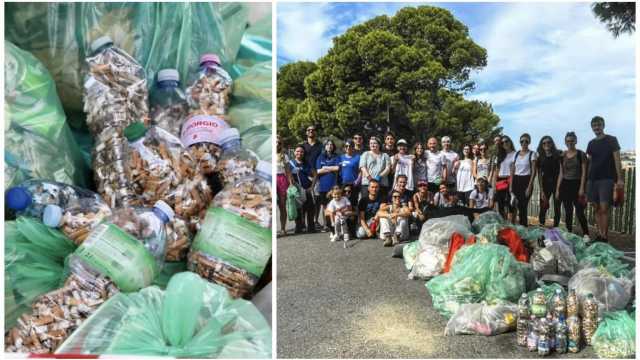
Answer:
149, 68, 189, 137
216, 127, 259, 186
567, 315, 581, 353
69, 201, 174, 292
550, 288, 566, 320
186, 53, 233, 115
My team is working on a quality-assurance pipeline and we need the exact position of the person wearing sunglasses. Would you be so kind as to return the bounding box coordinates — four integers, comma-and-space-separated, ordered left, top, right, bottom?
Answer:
376, 189, 412, 246
352, 133, 364, 155
493, 135, 515, 220
509, 133, 538, 226
316, 139, 341, 233
359, 136, 391, 199
585, 116, 623, 243
474, 141, 491, 181
556, 132, 589, 236
536, 135, 562, 227
339, 139, 361, 207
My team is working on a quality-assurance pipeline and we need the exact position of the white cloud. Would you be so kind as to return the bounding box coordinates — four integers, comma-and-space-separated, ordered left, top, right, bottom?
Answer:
277, 3, 334, 62
470, 2, 636, 149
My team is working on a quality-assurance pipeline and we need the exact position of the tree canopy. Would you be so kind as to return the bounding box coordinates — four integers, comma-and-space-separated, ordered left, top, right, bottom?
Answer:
592, 2, 635, 38
277, 6, 501, 150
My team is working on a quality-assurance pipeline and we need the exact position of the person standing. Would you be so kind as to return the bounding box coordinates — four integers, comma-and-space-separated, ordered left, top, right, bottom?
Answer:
493, 135, 516, 220
440, 136, 459, 190
316, 139, 341, 233
585, 116, 623, 242
352, 133, 365, 155
425, 137, 447, 198
303, 125, 323, 230
475, 141, 491, 180
556, 132, 589, 236
536, 136, 562, 227
383, 132, 397, 157
339, 139, 361, 206
413, 142, 428, 186
509, 133, 538, 226
359, 136, 392, 199
356, 180, 383, 239
472, 143, 480, 159
289, 145, 317, 234
454, 144, 476, 204
392, 139, 415, 194
488, 135, 503, 187
276, 135, 293, 236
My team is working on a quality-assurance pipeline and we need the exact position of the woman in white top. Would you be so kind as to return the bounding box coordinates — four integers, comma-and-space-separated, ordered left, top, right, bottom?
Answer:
276, 135, 293, 236
454, 144, 475, 204
509, 133, 538, 226
475, 142, 491, 180
392, 139, 415, 192
493, 135, 516, 220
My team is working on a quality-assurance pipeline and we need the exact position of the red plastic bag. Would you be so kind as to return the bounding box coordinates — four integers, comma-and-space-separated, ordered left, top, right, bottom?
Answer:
497, 228, 529, 262
443, 232, 475, 273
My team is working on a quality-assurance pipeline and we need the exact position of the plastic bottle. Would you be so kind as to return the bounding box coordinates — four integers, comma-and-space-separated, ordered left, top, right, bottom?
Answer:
531, 288, 547, 317
550, 288, 566, 320
537, 318, 550, 356
567, 315, 581, 353
216, 127, 259, 186
69, 201, 174, 292
555, 317, 568, 354
527, 315, 539, 352
150, 69, 189, 137
545, 313, 556, 351
516, 293, 530, 347
186, 53, 232, 115
566, 288, 579, 318
581, 293, 598, 346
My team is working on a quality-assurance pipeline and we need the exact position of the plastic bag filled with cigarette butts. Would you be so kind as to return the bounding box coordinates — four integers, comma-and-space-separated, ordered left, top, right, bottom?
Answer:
591, 310, 635, 359
568, 267, 633, 316
5, 41, 88, 189
56, 272, 272, 358
4, 218, 77, 329
5, 3, 249, 115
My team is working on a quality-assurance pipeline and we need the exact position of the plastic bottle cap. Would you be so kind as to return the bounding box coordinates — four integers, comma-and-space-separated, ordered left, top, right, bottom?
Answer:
124, 121, 147, 142
200, 53, 221, 66
257, 160, 271, 178
153, 200, 175, 221
43, 205, 63, 227
90, 36, 113, 53
157, 69, 180, 82
6, 187, 33, 211
218, 127, 240, 145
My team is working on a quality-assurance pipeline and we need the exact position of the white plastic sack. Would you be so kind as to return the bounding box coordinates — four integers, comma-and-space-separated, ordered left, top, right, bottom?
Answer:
408, 245, 447, 280
568, 267, 633, 317
418, 215, 472, 251
445, 302, 518, 336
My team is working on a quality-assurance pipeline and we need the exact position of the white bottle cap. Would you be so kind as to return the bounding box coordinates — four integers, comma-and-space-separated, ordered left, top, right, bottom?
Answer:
153, 200, 175, 221
43, 205, 63, 227
157, 69, 180, 82
90, 36, 113, 53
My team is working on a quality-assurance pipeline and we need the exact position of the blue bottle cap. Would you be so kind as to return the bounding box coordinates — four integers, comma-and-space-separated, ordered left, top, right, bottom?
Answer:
43, 205, 63, 227
6, 187, 32, 211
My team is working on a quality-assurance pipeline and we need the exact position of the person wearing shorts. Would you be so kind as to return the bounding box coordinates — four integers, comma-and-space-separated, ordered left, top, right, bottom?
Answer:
586, 116, 623, 242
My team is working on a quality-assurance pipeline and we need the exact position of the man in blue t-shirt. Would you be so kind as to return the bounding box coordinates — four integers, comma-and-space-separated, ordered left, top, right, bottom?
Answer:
339, 139, 361, 205
586, 116, 623, 243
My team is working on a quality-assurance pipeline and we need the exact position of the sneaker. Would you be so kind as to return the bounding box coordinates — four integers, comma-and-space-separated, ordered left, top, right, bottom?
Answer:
343, 233, 350, 242
392, 234, 399, 246
383, 236, 393, 247
330, 233, 338, 242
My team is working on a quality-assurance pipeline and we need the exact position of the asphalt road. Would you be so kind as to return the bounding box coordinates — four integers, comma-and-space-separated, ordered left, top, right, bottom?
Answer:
277, 231, 597, 359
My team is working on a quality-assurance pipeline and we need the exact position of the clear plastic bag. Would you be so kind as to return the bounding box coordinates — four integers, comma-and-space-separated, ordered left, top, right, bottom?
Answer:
426, 243, 527, 318
4, 218, 77, 329
5, 3, 249, 113
445, 302, 518, 336
55, 272, 271, 358
403, 241, 420, 271
568, 267, 633, 316
418, 215, 472, 250
409, 245, 447, 280
531, 239, 578, 279
5, 41, 88, 188
577, 242, 631, 278
591, 311, 635, 358
472, 211, 505, 233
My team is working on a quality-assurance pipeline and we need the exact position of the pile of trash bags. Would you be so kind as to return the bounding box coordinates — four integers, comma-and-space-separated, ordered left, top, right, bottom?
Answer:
4, 3, 272, 357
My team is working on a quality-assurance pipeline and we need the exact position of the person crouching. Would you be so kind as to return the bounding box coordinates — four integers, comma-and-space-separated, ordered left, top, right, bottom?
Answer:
377, 189, 412, 246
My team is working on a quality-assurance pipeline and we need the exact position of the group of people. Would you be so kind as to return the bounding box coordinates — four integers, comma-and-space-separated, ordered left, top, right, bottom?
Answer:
276, 116, 624, 246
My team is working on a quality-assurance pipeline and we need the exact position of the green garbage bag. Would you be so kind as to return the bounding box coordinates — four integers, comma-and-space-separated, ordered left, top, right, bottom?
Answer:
591, 311, 635, 358
426, 243, 527, 318
241, 125, 272, 162
471, 211, 504, 233
5, 217, 77, 328
515, 225, 546, 243
5, 41, 88, 188
231, 10, 272, 78
477, 223, 513, 243
527, 282, 565, 304
152, 261, 188, 289
286, 185, 299, 221
403, 241, 420, 271
232, 61, 271, 103
5, 3, 250, 114
56, 272, 271, 358
556, 229, 588, 258
578, 242, 631, 278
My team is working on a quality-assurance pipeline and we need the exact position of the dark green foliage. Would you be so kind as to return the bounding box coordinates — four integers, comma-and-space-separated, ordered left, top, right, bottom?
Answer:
592, 2, 635, 37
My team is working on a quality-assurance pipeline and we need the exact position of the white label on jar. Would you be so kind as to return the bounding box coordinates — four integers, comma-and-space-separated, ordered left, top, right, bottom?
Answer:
180, 114, 229, 147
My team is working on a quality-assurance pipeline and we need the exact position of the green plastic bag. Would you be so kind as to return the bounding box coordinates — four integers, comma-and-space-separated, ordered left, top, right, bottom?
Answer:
5, 41, 88, 188
591, 311, 635, 358
527, 282, 565, 304
152, 261, 188, 289
241, 125, 272, 162
5, 217, 77, 328
5, 3, 250, 114
515, 225, 546, 243
231, 11, 272, 78
403, 241, 420, 271
56, 272, 271, 358
232, 61, 272, 103
471, 211, 504, 233
286, 185, 299, 221
426, 243, 527, 318
578, 242, 631, 278
477, 223, 513, 243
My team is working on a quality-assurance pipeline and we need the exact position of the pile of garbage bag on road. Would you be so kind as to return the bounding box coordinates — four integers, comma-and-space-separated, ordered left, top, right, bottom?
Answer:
400, 210, 635, 357
4, 3, 272, 357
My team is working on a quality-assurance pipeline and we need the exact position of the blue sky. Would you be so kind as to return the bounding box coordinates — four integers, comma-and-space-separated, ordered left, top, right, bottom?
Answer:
277, 2, 636, 150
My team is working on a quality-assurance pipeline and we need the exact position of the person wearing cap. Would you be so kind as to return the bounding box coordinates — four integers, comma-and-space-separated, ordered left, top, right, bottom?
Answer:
391, 139, 415, 194
352, 133, 365, 155
339, 139, 361, 206
356, 180, 384, 239
425, 137, 447, 197
469, 176, 495, 210
440, 136, 459, 191
359, 136, 391, 199
316, 139, 341, 233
